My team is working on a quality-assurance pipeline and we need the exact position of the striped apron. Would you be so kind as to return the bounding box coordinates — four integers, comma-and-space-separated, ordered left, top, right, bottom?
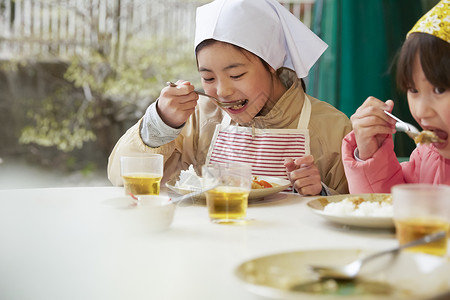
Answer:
205, 95, 312, 190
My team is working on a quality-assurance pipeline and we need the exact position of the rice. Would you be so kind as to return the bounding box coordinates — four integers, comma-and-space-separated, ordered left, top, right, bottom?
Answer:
323, 197, 393, 217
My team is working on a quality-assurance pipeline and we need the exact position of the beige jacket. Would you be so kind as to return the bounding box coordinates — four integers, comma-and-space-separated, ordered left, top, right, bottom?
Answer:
108, 70, 352, 194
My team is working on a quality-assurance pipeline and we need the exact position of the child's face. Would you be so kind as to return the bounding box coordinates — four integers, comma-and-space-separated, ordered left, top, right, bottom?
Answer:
408, 55, 450, 158
196, 41, 276, 124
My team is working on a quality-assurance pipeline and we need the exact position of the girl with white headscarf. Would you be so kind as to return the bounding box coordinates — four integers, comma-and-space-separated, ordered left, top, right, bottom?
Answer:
108, 0, 352, 196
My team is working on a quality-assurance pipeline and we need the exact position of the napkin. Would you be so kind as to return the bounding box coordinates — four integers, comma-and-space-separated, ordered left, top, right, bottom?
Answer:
175, 165, 203, 189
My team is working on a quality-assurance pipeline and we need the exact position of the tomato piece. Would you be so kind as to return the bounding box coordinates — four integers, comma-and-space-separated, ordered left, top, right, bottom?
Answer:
258, 180, 272, 188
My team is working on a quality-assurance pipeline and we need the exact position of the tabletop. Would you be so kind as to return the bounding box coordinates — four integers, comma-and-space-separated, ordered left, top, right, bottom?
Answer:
0, 186, 436, 300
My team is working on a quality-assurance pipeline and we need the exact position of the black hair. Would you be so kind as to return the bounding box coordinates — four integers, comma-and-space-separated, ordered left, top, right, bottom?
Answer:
396, 32, 450, 92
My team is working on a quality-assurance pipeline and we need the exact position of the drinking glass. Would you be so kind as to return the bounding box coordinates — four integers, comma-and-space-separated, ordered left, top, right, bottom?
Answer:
392, 184, 450, 256
202, 162, 252, 224
120, 155, 164, 195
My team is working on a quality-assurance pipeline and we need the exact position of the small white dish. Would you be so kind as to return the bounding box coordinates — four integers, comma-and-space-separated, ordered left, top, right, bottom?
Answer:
166, 175, 290, 201
307, 194, 394, 229
102, 195, 175, 232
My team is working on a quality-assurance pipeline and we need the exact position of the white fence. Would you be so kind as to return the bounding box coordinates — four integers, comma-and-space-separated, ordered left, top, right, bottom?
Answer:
0, 0, 315, 62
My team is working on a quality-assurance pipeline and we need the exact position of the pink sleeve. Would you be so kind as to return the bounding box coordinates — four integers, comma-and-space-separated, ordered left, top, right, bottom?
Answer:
400, 146, 440, 184
341, 131, 406, 193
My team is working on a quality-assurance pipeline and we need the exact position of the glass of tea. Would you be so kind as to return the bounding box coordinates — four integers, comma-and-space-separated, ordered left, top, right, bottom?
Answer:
392, 184, 450, 256
120, 155, 164, 195
202, 162, 252, 224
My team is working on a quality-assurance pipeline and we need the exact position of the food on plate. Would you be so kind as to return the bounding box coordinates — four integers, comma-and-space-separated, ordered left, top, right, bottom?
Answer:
252, 178, 272, 189
414, 130, 444, 144
252, 176, 279, 189
174, 167, 282, 192
322, 195, 393, 217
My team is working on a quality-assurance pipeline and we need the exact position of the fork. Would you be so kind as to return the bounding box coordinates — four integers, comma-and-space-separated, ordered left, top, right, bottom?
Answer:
308, 231, 446, 280
166, 82, 245, 108
384, 110, 420, 140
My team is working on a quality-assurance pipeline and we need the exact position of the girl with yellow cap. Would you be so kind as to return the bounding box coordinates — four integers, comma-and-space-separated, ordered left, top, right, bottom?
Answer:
108, 0, 352, 196
342, 0, 450, 192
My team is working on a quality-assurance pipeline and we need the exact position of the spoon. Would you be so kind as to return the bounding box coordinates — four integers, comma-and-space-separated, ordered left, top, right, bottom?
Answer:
128, 183, 218, 207
169, 183, 218, 204
128, 183, 218, 205
384, 110, 420, 140
384, 110, 444, 144
309, 231, 447, 280
166, 82, 246, 108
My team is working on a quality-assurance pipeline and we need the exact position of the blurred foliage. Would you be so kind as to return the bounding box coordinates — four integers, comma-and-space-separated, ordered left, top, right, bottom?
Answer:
19, 86, 96, 152
12, 33, 198, 171
64, 37, 198, 108
1, 0, 200, 173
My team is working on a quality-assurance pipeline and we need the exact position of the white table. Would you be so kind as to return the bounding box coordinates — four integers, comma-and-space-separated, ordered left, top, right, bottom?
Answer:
0, 187, 399, 300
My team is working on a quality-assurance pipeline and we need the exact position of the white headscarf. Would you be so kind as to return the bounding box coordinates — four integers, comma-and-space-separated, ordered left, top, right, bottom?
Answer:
194, 0, 328, 78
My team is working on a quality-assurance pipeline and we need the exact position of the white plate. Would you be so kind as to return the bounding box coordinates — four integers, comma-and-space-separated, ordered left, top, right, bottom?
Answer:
166, 176, 290, 201
307, 194, 394, 229
235, 249, 450, 300
249, 176, 291, 199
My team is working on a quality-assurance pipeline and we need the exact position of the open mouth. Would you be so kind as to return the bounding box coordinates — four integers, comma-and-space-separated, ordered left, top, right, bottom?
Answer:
418, 127, 448, 146
432, 129, 448, 141
425, 128, 448, 142
227, 99, 248, 110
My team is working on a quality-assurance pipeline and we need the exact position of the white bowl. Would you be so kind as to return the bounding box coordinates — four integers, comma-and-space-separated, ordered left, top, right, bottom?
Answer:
102, 195, 175, 233
136, 195, 176, 232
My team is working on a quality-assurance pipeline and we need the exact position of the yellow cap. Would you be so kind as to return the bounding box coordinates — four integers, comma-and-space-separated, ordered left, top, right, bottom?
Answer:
408, 0, 450, 43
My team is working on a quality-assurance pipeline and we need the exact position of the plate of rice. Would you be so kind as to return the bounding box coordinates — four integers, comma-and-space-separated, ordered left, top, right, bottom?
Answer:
307, 194, 394, 228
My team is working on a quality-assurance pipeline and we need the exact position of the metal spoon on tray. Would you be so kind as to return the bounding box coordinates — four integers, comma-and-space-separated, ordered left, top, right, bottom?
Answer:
169, 183, 218, 204
308, 231, 446, 280
130, 182, 218, 205
166, 82, 246, 108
